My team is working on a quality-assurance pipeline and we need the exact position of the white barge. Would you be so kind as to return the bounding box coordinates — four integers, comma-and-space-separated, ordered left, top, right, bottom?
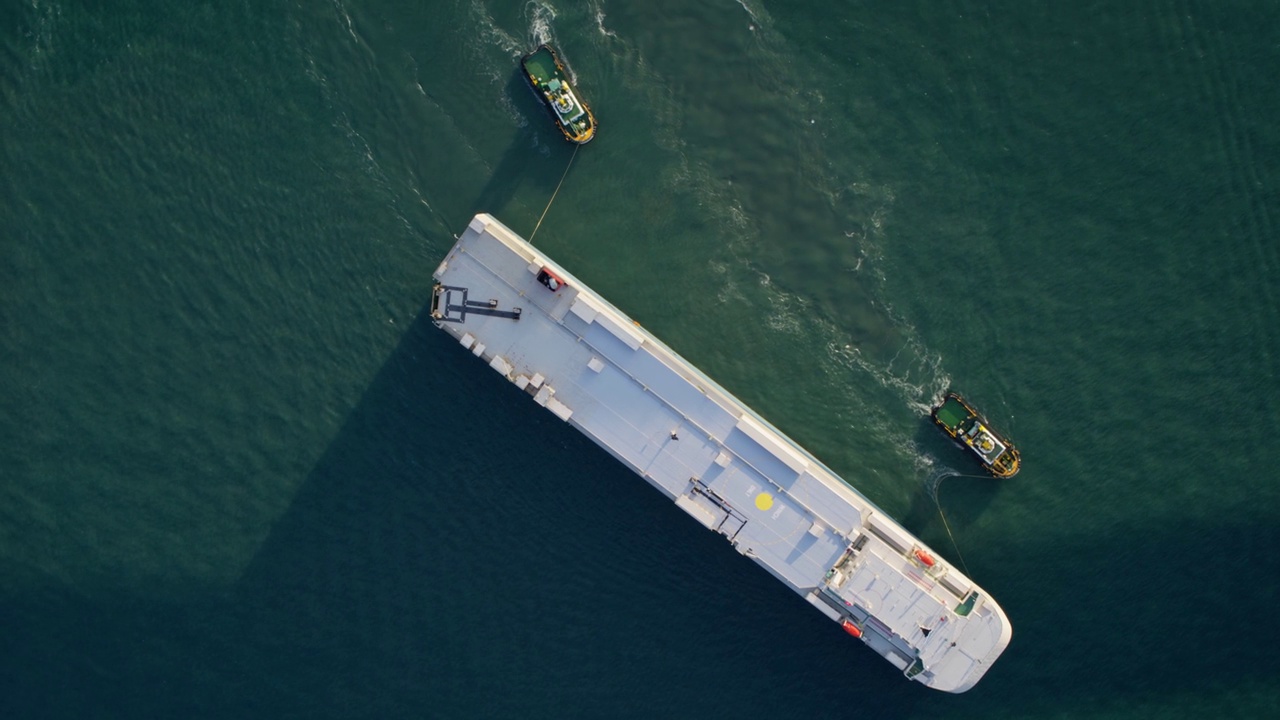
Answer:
430, 215, 1011, 692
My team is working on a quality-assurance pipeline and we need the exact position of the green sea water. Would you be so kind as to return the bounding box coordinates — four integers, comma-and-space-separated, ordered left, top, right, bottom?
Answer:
3, 1, 1278, 718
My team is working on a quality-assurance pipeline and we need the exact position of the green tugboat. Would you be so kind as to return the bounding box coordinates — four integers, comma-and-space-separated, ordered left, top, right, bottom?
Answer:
521, 44, 596, 144
932, 393, 1021, 478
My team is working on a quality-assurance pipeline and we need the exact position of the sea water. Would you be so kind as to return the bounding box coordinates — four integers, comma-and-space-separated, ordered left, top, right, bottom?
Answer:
2, 1, 1277, 717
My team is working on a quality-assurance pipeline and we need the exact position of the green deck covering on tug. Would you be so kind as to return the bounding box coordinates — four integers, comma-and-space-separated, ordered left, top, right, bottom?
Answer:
521, 45, 596, 144
932, 393, 1021, 478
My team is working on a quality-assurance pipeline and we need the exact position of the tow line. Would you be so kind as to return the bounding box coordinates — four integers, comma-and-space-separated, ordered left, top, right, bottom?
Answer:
530, 143, 579, 242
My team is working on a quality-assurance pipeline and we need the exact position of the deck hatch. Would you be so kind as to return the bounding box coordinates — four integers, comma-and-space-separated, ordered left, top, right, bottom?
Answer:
734, 415, 809, 474
688, 479, 748, 541
594, 311, 643, 350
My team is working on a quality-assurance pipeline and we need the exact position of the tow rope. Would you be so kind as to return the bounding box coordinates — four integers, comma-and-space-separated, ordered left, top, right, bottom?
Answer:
530, 143, 579, 242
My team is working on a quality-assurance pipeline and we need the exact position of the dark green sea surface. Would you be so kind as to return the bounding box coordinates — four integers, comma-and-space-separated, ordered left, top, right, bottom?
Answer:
3, 1, 1278, 718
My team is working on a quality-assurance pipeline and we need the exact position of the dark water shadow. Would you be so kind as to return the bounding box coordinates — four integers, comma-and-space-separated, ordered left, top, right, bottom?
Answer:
4, 302, 1276, 718
468, 69, 577, 220
900, 420, 1004, 537
215, 302, 925, 718
216, 303, 1280, 717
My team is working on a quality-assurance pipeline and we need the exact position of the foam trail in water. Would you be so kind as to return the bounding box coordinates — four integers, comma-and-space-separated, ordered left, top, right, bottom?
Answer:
526, 0, 557, 48
467, 0, 526, 57
22, 0, 56, 65
589, 0, 618, 38
328, 0, 374, 57
733, 0, 770, 30
926, 464, 973, 575
925, 462, 959, 502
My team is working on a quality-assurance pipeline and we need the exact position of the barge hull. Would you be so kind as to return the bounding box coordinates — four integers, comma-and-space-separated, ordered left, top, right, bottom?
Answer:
430, 215, 1011, 692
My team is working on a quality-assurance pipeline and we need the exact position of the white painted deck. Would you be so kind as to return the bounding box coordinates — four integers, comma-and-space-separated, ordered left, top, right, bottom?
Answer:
430, 214, 1011, 692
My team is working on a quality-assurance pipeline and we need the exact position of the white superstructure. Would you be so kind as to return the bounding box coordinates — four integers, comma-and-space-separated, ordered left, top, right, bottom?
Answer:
430, 215, 1011, 692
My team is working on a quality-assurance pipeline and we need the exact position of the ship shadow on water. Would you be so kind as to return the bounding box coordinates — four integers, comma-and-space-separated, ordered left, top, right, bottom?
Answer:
211, 301, 929, 718
215, 304, 1280, 717
5, 301, 1276, 718
900, 421, 1004, 542
468, 68, 580, 222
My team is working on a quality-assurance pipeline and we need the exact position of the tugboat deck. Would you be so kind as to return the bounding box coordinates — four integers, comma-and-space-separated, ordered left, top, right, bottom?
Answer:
932, 393, 1021, 477
521, 45, 595, 144
430, 215, 1011, 692
521, 50, 559, 86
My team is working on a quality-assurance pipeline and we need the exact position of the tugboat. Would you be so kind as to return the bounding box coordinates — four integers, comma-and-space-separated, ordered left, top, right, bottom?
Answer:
521, 44, 596, 144
931, 393, 1021, 477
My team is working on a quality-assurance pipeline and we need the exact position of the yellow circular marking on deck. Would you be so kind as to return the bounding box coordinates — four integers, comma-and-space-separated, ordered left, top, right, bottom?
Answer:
755, 492, 774, 511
